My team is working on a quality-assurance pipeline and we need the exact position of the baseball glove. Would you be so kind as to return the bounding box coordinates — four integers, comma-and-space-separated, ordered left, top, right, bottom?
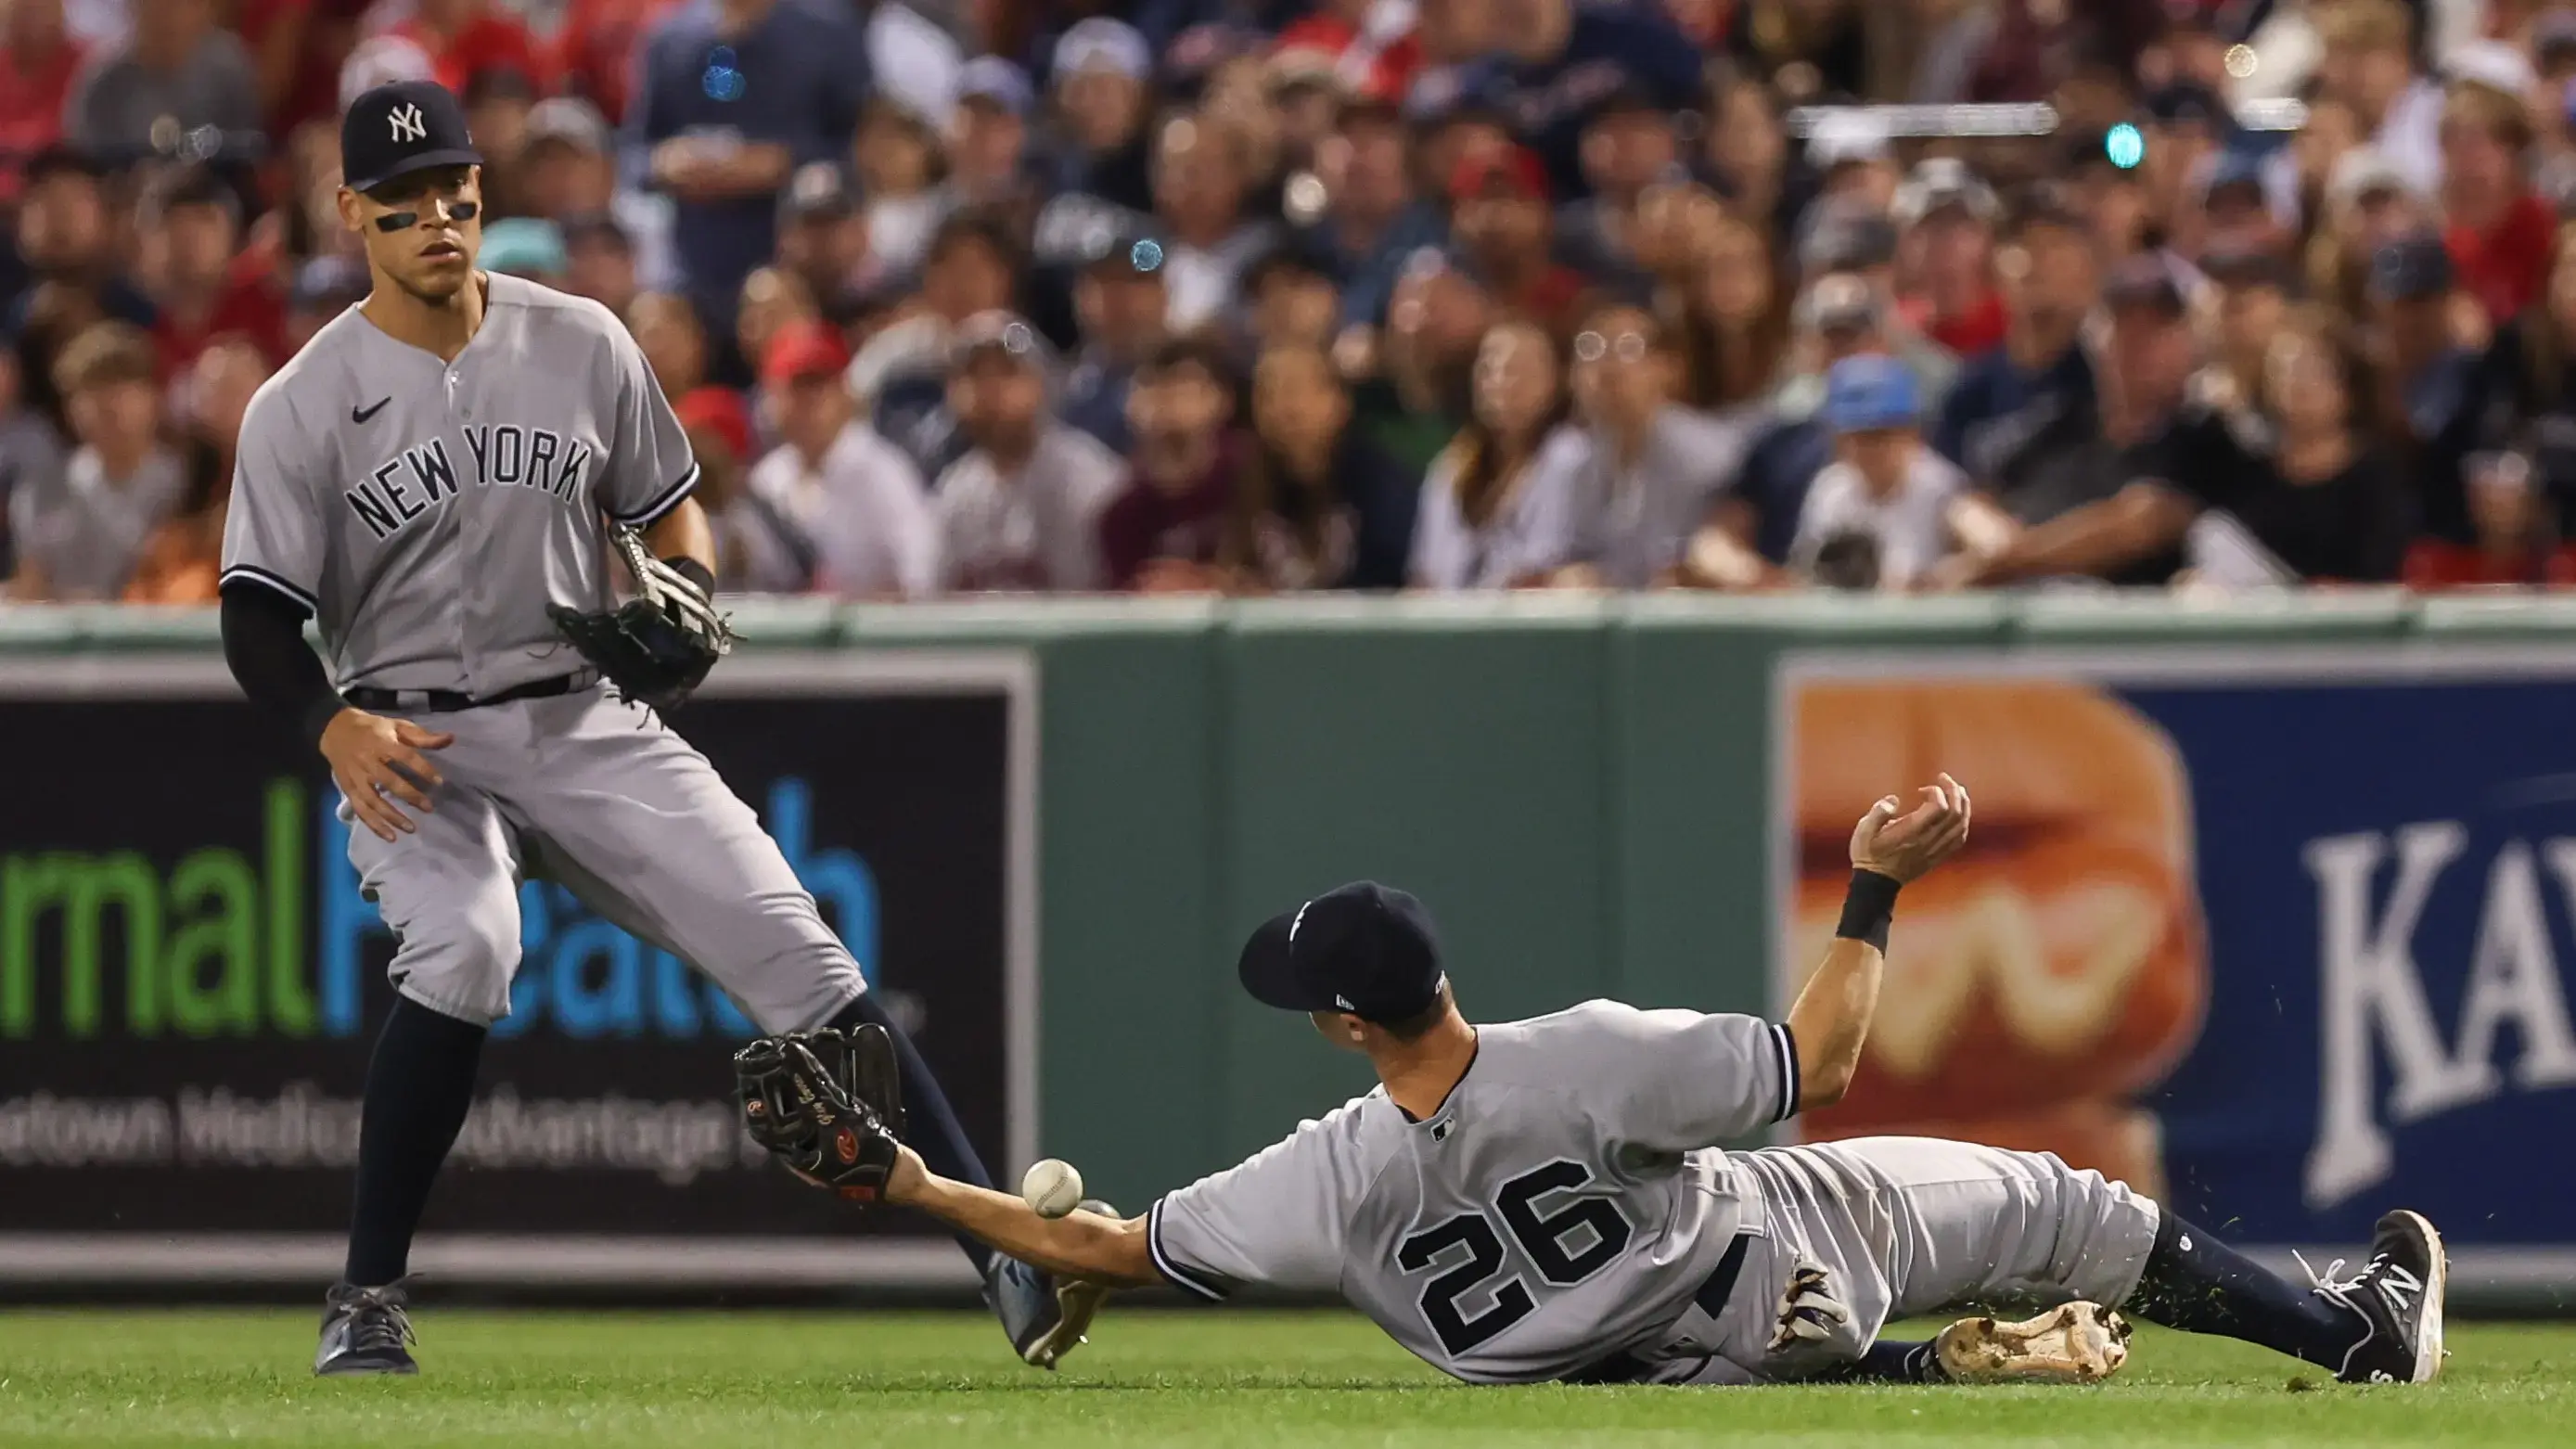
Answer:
546, 525, 734, 711
735, 1026, 907, 1203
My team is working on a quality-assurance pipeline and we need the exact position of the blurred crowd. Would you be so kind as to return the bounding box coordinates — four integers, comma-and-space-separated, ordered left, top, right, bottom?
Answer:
14, 0, 2576, 600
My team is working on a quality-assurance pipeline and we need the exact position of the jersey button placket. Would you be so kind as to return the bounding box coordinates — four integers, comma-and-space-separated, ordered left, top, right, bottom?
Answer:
445, 365, 478, 688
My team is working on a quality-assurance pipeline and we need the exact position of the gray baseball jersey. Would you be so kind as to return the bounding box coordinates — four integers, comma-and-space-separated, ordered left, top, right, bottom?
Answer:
1147, 1000, 1800, 1384
218, 273, 698, 692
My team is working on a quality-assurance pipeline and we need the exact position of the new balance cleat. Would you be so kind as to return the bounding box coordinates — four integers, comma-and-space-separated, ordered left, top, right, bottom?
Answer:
314, 1279, 419, 1377
1934, 1301, 2132, 1384
2303, 1209, 2447, 1384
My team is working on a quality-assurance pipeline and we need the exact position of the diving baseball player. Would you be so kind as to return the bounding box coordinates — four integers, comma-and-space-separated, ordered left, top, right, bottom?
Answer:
740, 775, 2448, 1388
216, 81, 1079, 1376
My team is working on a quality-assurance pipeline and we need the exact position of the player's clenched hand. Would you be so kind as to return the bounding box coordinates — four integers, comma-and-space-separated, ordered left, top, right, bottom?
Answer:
1849, 772, 1971, 883
320, 708, 454, 841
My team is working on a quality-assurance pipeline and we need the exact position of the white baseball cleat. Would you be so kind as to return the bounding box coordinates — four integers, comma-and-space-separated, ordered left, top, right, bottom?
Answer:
1023, 1198, 1120, 1370
1934, 1301, 2133, 1384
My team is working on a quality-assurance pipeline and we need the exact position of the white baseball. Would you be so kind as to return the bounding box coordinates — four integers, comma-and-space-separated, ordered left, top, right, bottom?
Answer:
1020, 1158, 1084, 1219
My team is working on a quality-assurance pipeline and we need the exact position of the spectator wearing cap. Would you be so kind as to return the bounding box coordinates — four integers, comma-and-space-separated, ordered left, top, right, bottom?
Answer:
1789, 353, 2007, 591
1464, 0, 1701, 200
2459, 224, 2576, 585
0, 0, 83, 203
1934, 185, 2099, 488
1409, 317, 1592, 589
1241, 238, 1343, 353
773, 161, 874, 311
2364, 229, 2490, 553
1361, 252, 1490, 474
1060, 227, 1172, 455
2441, 67, 2552, 328
1224, 340, 1417, 591
136, 164, 285, 373
1311, 96, 1442, 334
627, 0, 870, 353
941, 56, 1041, 230
854, 94, 946, 276
286, 253, 367, 355
934, 310, 1125, 593
2059, 125, 2155, 263
394, 0, 552, 107
1892, 160, 2006, 359
1713, 270, 1903, 570
1560, 299, 1749, 590
2310, 146, 2435, 318
848, 208, 1025, 481
479, 216, 570, 284
2313, 0, 2443, 199
7, 321, 179, 599
2198, 246, 2295, 413
1264, 39, 1349, 173
674, 383, 814, 593
1044, 17, 1156, 215
459, 63, 541, 219
521, 96, 678, 292
1098, 332, 1246, 592
562, 213, 640, 318
1555, 83, 1678, 292
7, 147, 153, 342
1148, 111, 1276, 333
1269, 4, 1424, 111
2180, 148, 2299, 264
747, 320, 938, 598
2136, 80, 2228, 238
62, 0, 257, 164
1941, 255, 2254, 587
1448, 140, 1586, 336
1804, 113, 1901, 217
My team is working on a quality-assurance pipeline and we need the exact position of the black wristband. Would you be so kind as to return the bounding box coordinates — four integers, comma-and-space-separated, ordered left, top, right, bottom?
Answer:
1836, 870, 1902, 953
664, 556, 715, 597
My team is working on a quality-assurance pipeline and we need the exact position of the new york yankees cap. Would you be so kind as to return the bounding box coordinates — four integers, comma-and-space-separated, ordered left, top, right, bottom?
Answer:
341, 80, 482, 195
1237, 881, 1445, 1023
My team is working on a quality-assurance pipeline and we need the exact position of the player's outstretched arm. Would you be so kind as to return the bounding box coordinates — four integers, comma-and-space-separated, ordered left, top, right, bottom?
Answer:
890, 1148, 1160, 1289
1786, 775, 1970, 1110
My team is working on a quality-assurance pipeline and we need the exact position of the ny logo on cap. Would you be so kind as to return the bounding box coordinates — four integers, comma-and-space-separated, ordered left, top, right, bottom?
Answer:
1334, 994, 1354, 1011
389, 103, 427, 143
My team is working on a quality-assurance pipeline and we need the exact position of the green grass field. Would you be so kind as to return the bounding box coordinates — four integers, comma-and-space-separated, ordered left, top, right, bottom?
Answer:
0, 1309, 2569, 1447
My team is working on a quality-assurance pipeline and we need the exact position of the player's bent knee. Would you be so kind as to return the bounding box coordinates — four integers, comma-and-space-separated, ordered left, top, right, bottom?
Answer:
386, 912, 523, 1026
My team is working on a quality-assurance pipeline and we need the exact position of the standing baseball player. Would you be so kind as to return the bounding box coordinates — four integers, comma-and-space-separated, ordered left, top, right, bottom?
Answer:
742, 774, 2449, 1388
217, 81, 1076, 1376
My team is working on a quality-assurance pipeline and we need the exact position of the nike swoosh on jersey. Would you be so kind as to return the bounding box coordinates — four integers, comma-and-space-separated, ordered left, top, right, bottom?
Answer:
352, 397, 391, 423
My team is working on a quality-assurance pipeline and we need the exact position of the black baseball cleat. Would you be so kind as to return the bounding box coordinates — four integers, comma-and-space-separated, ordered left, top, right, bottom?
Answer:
314, 1279, 420, 1377
984, 1255, 1064, 1366
2303, 1210, 2447, 1384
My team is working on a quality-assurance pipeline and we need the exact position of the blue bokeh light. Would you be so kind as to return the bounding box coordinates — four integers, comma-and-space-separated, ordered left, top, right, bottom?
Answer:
2106, 122, 2145, 171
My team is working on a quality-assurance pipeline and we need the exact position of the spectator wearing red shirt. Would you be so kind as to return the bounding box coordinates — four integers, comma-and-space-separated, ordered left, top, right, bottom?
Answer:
2441, 74, 2550, 327
1448, 142, 1586, 337
0, 0, 82, 203
393, 0, 550, 102
1892, 160, 2006, 359
1099, 334, 1243, 591
550, 0, 682, 122
136, 165, 286, 372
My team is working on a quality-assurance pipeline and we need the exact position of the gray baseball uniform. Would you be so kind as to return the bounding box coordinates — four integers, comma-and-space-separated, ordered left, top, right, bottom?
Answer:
1147, 999, 2159, 1386
216, 273, 864, 1032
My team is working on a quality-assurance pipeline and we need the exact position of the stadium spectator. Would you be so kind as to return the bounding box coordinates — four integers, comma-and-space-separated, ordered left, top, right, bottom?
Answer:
1098, 331, 1242, 591
63, 0, 260, 165
849, 207, 1024, 480
1061, 226, 1171, 455
2312, 147, 2437, 318
1935, 184, 2098, 487
1712, 273, 1910, 575
1309, 96, 1439, 332
8, 322, 177, 599
1362, 252, 1485, 471
1447, 139, 1585, 336
1152, 112, 1275, 332
0, 0, 83, 203
8, 147, 152, 346
934, 310, 1125, 593
460, 63, 540, 217
136, 164, 286, 372
771, 162, 873, 312
1410, 317, 1590, 589
1666, 209, 1790, 415
745, 319, 936, 598
123, 333, 265, 603
1703, 77, 1802, 241
394, 0, 551, 103
854, 96, 945, 276
562, 214, 639, 317
1891, 160, 2006, 359
478, 215, 568, 283
2061, 124, 2156, 262
0, 343, 66, 580
1805, 112, 1902, 216
942, 56, 1039, 226
285, 254, 365, 356
2364, 230, 2487, 557
1555, 84, 1679, 291
1240, 237, 1342, 353
1790, 353, 2004, 591
1224, 340, 1416, 591
1473, 0, 1700, 199
628, 289, 711, 397
519, 96, 674, 290
735, 263, 817, 424
627, 0, 869, 348
2201, 246, 2296, 413
2440, 68, 2551, 327
2313, 0, 2443, 197
1562, 299, 1747, 589
677, 382, 813, 594
550, 0, 681, 123
1043, 17, 1156, 214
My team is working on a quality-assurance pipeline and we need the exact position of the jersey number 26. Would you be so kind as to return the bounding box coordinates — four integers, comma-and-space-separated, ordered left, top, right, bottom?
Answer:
1396, 1160, 1634, 1357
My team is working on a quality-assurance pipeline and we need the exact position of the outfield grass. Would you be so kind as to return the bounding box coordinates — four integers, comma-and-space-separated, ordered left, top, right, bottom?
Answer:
0, 1308, 2569, 1447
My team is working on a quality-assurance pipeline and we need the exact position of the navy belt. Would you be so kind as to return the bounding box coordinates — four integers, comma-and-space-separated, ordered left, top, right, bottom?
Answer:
342, 673, 590, 714
1560, 1229, 1754, 1385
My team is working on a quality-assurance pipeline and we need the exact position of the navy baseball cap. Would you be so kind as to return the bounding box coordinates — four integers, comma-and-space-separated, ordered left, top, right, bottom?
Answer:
341, 80, 482, 194
1824, 354, 1920, 432
2371, 231, 2454, 301
1238, 882, 1445, 1023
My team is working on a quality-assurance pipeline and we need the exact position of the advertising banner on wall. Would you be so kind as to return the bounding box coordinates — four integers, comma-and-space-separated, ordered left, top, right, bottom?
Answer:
1777, 648, 2576, 1263
0, 651, 1033, 1287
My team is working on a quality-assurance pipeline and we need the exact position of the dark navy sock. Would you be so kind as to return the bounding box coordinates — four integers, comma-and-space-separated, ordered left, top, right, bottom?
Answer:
828, 994, 996, 1274
2121, 1210, 2365, 1371
1839, 1339, 1945, 1382
343, 996, 487, 1287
